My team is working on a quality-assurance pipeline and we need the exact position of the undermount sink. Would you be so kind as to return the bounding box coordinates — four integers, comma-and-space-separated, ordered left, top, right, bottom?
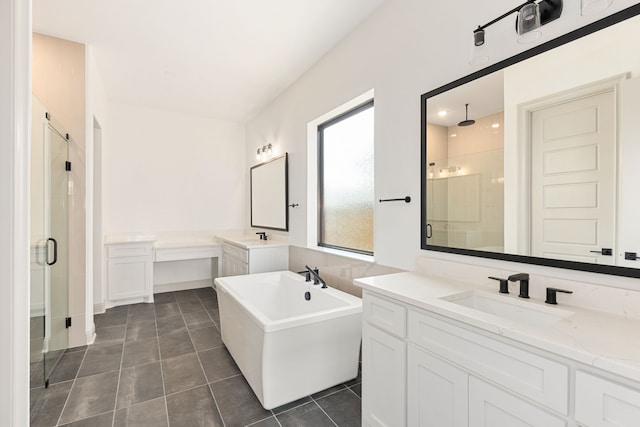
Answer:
441, 290, 573, 327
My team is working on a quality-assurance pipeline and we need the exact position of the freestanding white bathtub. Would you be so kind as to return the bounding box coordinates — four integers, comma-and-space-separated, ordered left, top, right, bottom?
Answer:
214, 270, 362, 410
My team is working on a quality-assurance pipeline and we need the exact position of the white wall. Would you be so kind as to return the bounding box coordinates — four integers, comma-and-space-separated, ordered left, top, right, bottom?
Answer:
104, 102, 246, 233
1, 0, 31, 424
86, 45, 109, 335
246, 0, 511, 269
246, 0, 640, 288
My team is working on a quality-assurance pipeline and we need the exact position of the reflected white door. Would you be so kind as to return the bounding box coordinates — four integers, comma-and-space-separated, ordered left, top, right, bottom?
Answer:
531, 89, 616, 264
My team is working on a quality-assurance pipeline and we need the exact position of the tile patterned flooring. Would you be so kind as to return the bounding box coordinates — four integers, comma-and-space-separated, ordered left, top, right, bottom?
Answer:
30, 287, 362, 427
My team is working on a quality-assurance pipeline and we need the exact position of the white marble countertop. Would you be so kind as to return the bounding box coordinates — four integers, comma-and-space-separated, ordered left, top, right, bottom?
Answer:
104, 230, 289, 250
153, 239, 221, 249
216, 233, 289, 249
104, 234, 156, 244
355, 271, 640, 383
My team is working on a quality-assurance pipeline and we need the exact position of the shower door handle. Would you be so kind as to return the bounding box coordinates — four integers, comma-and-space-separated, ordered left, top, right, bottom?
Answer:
426, 223, 433, 239
46, 237, 58, 266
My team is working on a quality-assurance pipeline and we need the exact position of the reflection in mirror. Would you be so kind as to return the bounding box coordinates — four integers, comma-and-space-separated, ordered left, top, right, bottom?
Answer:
422, 5, 640, 278
251, 153, 289, 231
426, 73, 505, 252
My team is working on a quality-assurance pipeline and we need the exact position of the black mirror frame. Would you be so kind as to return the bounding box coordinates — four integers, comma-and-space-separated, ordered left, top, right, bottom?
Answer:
421, 4, 640, 279
250, 153, 289, 232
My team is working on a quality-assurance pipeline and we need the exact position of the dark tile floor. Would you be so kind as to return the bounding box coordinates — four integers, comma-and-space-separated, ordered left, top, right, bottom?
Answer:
30, 287, 362, 427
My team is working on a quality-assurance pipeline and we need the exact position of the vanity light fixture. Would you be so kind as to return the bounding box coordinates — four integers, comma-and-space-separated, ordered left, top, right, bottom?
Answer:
517, 1, 542, 43
470, 0, 563, 62
256, 143, 274, 161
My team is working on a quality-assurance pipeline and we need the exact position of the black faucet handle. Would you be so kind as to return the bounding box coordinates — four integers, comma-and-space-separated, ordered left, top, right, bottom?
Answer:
545, 287, 573, 305
488, 276, 509, 294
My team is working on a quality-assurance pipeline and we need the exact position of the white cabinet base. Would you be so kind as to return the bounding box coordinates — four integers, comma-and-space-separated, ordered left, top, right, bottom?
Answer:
408, 346, 468, 427
106, 242, 153, 305
221, 242, 288, 277
575, 371, 640, 427
362, 322, 406, 427
469, 377, 565, 427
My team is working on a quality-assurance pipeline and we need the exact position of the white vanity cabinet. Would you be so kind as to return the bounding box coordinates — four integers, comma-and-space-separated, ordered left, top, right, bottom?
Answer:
106, 242, 153, 302
362, 293, 406, 427
362, 289, 568, 427
220, 242, 288, 277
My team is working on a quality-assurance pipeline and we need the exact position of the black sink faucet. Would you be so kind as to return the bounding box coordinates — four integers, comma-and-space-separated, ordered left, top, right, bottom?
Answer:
508, 273, 530, 299
256, 231, 267, 240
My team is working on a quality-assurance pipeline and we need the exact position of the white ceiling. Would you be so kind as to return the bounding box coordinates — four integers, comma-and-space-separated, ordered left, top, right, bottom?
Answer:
32, 0, 387, 122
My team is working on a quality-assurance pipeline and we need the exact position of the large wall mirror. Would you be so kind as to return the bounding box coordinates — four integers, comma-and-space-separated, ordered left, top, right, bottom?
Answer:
421, 5, 640, 278
251, 153, 289, 231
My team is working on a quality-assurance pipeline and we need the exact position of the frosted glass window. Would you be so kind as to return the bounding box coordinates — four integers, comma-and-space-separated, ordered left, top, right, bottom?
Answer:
318, 101, 374, 255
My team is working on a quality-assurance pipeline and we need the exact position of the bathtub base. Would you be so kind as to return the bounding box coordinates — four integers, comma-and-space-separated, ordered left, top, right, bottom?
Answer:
218, 277, 362, 410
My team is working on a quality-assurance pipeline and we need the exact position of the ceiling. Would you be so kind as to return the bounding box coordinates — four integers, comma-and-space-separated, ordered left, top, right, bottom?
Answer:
32, 0, 387, 122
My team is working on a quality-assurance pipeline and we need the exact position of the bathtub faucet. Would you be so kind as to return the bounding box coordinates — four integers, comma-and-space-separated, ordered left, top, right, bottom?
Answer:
297, 270, 312, 282
304, 265, 328, 289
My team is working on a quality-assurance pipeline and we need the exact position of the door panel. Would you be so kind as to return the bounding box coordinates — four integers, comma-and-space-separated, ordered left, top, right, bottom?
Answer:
531, 90, 616, 264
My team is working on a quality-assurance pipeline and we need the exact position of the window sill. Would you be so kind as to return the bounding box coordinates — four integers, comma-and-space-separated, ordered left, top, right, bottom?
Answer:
310, 245, 375, 263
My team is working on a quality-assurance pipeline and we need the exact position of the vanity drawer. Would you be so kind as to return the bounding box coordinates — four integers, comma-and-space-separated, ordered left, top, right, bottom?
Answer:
575, 371, 640, 427
363, 292, 406, 338
408, 309, 568, 415
222, 243, 248, 262
107, 244, 152, 258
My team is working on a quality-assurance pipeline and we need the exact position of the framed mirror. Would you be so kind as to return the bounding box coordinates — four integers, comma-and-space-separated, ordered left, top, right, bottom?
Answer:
251, 153, 289, 231
421, 5, 640, 278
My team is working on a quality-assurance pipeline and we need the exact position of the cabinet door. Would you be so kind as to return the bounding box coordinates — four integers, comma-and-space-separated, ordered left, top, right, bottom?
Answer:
575, 371, 640, 427
362, 322, 406, 427
221, 255, 248, 277
408, 346, 468, 427
469, 377, 565, 427
221, 255, 233, 277
247, 246, 288, 274
108, 256, 152, 300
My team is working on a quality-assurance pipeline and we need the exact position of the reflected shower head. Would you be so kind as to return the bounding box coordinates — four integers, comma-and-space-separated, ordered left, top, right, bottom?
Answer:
458, 103, 476, 127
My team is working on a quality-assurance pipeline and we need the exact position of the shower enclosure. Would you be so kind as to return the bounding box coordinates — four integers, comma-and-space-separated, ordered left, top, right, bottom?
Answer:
30, 95, 70, 388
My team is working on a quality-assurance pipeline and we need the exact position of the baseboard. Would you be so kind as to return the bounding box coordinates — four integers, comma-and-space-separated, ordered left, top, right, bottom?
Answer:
30, 304, 44, 317
85, 326, 96, 346
154, 279, 213, 294
93, 302, 106, 315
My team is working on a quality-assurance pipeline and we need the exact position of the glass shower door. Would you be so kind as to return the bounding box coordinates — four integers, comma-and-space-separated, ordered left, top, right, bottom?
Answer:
30, 96, 70, 389
44, 122, 70, 383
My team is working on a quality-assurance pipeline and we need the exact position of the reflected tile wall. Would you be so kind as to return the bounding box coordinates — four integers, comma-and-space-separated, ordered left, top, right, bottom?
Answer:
289, 246, 403, 298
